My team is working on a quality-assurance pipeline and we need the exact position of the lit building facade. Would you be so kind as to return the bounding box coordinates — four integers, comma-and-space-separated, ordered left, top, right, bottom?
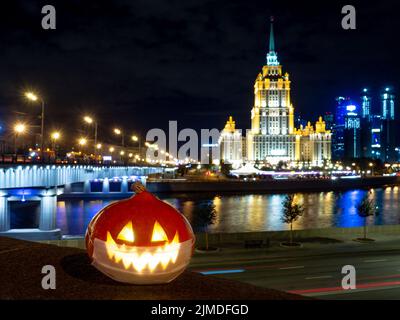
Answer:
361, 88, 372, 120
360, 88, 372, 157
380, 88, 397, 161
332, 97, 348, 160
370, 114, 382, 159
219, 116, 243, 168
294, 117, 332, 166
246, 18, 331, 166
343, 104, 362, 158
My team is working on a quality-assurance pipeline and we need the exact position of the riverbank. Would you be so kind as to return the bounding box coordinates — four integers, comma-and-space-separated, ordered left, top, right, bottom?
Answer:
146, 175, 400, 193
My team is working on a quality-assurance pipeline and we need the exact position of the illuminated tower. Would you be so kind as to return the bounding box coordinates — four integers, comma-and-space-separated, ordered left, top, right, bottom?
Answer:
360, 88, 372, 157
381, 87, 396, 161
248, 17, 295, 164
361, 88, 372, 120
381, 87, 395, 120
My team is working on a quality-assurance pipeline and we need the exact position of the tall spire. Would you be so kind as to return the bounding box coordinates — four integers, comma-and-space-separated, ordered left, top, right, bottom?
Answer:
269, 16, 275, 52
266, 16, 279, 66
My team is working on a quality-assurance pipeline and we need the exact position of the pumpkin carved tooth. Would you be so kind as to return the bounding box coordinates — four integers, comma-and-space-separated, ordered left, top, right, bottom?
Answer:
105, 231, 181, 272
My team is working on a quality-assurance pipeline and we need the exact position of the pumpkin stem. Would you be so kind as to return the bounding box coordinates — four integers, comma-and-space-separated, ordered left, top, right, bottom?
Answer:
132, 181, 146, 193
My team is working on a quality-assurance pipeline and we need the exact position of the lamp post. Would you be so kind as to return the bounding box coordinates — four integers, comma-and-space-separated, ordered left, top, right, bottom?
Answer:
131, 135, 141, 159
369, 162, 374, 176
51, 131, 60, 159
13, 123, 26, 160
25, 92, 45, 161
114, 128, 124, 147
84, 116, 98, 156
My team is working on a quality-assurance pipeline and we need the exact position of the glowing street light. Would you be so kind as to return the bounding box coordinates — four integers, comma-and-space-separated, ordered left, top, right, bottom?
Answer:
14, 123, 26, 134
131, 135, 141, 157
25, 92, 38, 101
113, 128, 124, 146
96, 143, 102, 149
13, 123, 26, 157
24, 91, 45, 160
83, 116, 93, 124
51, 131, 60, 140
79, 137, 87, 146
51, 131, 60, 158
83, 116, 98, 155
109, 147, 115, 153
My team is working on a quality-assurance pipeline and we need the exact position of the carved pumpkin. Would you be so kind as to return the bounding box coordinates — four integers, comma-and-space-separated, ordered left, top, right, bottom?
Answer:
85, 184, 195, 284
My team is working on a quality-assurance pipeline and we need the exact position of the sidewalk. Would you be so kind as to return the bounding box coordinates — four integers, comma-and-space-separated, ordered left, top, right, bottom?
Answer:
189, 234, 400, 269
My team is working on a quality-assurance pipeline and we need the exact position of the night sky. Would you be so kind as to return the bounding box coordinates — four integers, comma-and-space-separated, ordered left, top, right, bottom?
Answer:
0, 0, 399, 144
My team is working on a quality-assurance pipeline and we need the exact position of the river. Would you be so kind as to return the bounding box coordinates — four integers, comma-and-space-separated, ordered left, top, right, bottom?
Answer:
48, 186, 400, 236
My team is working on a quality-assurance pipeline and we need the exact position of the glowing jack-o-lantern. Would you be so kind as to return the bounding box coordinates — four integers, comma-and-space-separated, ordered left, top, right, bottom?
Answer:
85, 183, 195, 284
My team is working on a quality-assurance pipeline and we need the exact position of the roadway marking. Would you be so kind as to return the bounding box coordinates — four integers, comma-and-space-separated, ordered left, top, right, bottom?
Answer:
305, 275, 333, 280
199, 269, 245, 275
279, 266, 304, 270
364, 259, 387, 263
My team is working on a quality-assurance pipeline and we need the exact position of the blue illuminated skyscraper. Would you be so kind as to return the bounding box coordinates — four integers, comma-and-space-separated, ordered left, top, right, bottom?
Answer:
361, 88, 372, 120
381, 87, 395, 120
370, 114, 382, 159
360, 89, 372, 157
380, 87, 397, 161
323, 112, 334, 131
332, 97, 348, 159
344, 103, 361, 158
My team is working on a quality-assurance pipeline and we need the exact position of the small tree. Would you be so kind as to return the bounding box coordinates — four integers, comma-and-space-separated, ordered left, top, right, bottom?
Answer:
281, 194, 304, 244
220, 162, 232, 177
357, 193, 375, 240
193, 202, 217, 250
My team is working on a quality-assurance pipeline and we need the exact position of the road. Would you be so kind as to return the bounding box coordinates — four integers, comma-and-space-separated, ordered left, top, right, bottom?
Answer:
189, 239, 400, 299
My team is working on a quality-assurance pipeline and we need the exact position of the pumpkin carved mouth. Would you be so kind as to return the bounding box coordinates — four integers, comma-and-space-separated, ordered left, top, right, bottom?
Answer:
105, 231, 181, 272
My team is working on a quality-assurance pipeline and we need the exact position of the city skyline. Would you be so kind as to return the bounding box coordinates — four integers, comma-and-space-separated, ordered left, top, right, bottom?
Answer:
0, 1, 399, 138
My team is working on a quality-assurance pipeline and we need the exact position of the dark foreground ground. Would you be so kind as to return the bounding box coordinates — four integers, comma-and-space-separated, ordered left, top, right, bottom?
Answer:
0, 236, 305, 300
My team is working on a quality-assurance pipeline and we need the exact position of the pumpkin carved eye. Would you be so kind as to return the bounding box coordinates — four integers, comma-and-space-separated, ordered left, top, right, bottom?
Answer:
117, 221, 135, 243
151, 221, 169, 242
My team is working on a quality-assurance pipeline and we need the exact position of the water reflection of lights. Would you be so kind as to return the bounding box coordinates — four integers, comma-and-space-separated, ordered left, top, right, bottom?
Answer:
52, 189, 400, 235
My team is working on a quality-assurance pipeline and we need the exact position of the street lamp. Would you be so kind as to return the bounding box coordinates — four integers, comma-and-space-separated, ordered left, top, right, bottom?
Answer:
51, 131, 60, 158
131, 135, 141, 157
13, 123, 26, 158
368, 162, 375, 176
14, 123, 26, 134
114, 128, 124, 146
51, 131, 60, 140
25, 92, 45, 161
79, 137, 87, 146
84, 116, 98, 155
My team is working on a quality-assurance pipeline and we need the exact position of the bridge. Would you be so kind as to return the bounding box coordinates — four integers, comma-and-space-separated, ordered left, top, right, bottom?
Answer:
0, 165, 165, 240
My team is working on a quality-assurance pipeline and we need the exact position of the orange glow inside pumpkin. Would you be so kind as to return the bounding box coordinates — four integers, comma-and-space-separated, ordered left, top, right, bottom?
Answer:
105, 220, 181, 273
